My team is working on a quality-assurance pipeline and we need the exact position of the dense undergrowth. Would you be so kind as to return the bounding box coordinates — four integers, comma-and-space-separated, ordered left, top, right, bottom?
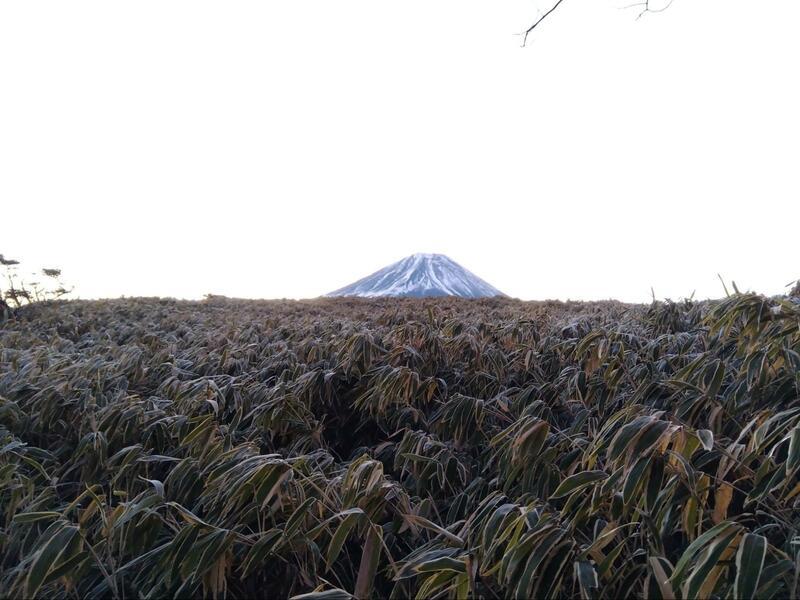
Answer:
1, 294, 799, 599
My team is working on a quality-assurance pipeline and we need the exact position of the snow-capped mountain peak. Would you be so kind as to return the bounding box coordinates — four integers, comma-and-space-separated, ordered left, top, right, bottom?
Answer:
326, 253, 506, 298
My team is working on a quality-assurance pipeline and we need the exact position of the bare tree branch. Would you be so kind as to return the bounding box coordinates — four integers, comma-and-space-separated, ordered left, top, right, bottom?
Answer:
523, 0, 674, 46
522, 0, 569, 47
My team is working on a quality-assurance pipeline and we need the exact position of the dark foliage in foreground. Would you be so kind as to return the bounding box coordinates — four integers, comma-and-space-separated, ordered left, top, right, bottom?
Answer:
1, 295, 799, 599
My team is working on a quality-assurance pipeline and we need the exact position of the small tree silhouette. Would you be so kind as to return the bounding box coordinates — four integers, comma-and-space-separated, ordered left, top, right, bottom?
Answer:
0, 253, 71, 317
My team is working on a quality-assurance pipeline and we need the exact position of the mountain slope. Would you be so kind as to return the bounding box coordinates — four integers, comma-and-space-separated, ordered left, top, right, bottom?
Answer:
326, 253, 506, 298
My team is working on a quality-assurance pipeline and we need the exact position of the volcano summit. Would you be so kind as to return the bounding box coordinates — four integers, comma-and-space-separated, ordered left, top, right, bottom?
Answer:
326, 253, 505, 298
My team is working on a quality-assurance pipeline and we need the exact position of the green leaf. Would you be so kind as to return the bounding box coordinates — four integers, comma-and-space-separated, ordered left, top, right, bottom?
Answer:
551, 471, 608, 500
415, 556, 467, 574
671, 521, 738, 585
608, 416, 653, 461
354, 525, 382, 600
786, 426, 800, 475
574, 560, 598, 600
734, 533, 767, 599
326, 511, 364, 569
623, 456, 651, 507
397, 549, 463, 579
290, 589, 354, 600
517, 419, 550, 460
12, 511, 62, 524
240, 529, 282, 578
254, 463, 290, 506
697, 429, 714, 451
182, 415, 215, 446
648, 557, 675, 600
140, 477, 165, 498
283, 497, 317, 542
631, 421, 671, 457
403, 513, 464, 546
25, 522, 80, 598
682, 529, 739, 599
513, 528, 565, 599
43, 550, 90, 585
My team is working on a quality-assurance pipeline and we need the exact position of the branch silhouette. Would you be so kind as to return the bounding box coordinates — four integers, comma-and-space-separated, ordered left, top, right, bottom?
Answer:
523, 0, 674, 46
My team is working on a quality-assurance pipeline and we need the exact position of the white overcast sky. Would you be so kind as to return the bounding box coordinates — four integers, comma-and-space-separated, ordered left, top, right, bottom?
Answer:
2, 0, 798, 302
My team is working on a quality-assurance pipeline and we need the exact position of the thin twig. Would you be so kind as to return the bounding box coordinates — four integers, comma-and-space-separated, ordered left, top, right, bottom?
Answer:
621, 0, 675, 20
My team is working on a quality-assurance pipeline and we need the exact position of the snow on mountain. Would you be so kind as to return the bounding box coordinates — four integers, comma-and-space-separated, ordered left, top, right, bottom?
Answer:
326, 253, 506, 298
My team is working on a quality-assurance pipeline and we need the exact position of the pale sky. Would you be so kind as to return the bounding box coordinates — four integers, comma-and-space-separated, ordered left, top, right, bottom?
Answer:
2, 0, 798, 302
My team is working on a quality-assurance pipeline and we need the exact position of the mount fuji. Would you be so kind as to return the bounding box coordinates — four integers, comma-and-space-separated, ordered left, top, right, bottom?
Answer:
326, 254, 506, 299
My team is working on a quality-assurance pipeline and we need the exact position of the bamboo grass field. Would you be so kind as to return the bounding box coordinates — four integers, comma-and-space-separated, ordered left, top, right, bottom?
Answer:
2, 293, 800, 599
